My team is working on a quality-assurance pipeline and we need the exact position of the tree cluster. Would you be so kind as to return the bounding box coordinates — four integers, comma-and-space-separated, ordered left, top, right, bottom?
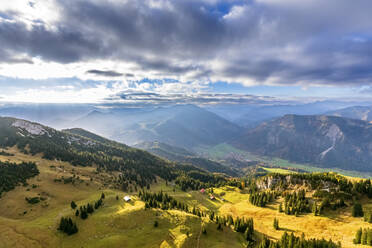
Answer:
58, 217, 78, 235
139, 190, 193, 213
0, 150, 14, 156
259, 232, 341, 248
249, 191, 275, 207
0, 161, 39, 197
234, 217, 254, 242
76, 195, 104, 220
174, 173, 226, 191
354, 227, 372, 245
282, 190, 311, 216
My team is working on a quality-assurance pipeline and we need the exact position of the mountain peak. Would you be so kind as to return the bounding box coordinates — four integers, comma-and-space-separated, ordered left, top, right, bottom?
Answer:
233, 114, 372, 172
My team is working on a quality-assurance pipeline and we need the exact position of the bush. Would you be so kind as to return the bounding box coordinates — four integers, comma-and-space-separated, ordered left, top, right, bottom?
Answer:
25, 197, 40, 204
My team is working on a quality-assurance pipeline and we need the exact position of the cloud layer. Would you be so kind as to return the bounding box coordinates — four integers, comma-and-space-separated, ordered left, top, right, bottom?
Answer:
1, 0, 372, 102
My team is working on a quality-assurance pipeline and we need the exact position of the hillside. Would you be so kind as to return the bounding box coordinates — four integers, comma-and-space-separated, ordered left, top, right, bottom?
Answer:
135, 141, 239, 177
1, 116, 371, 248
0, 146, 370, 247
0, 148, 238, 248
233, 114, 372, 172
71, 104, 243, 150
62, 128, 120, 146
0, 117, 227, 191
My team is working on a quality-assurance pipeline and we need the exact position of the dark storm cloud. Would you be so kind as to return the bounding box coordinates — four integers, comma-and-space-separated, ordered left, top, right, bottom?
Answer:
1, 0, 372, 86
86, 70, 123, 77
0, 17, 104, 63
0, 48, 33, 64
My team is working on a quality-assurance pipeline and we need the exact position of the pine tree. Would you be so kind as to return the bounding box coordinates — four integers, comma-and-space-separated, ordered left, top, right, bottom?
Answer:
352, 202, 364, 217
80, 209, 88, 219
367, 228, 372, 245
354, 227, 362, 244
362, 228, 368, 245
312, 203, 318, 216
279, 203, 283, 213
273, 218, 279, 230
210, 211, 215, 221
70, 201, 77, 209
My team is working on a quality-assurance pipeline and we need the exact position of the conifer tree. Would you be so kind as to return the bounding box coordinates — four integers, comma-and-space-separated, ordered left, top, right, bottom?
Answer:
354, 227, 362, 244
278, 203, 283, 213
273, 218, 279, 230
362, 228, 368, 245
352, 202, 364, 217
70, 201, 77, 209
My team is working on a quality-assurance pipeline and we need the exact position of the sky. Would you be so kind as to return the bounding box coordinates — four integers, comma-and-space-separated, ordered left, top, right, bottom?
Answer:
0, 0, 372, 104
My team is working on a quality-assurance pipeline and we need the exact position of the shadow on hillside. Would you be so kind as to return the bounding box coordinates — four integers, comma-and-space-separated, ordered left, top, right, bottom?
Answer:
279, 227, 295, 232
324, 214, 345, 222
266, 205, 277, 211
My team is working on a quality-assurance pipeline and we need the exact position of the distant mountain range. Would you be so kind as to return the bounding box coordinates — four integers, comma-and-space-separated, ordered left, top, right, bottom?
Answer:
205, 101, 369, 127
233, 114, 372, 172
326, 105, 372, 122
0, 104, 93, 128
135, 141, 239, 176
3, 102, 372, 173
71, 104, 243, 150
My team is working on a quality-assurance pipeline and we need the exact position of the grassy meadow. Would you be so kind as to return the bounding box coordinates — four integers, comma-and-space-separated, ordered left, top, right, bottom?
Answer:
0, 147, 371, 247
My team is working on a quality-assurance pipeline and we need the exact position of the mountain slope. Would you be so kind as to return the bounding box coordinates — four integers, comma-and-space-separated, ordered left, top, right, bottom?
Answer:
233, 114, 372, 172
135, 141, 239, 176
62, 127, 118, 145
72, 104, 243, 149
0, 117, 225, 190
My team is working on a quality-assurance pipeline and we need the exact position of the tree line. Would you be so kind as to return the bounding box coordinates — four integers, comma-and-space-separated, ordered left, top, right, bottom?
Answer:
259, 232, 341, 248
74, 193, 105, 220
0, 161, 39, 197
249, 191, 276, 207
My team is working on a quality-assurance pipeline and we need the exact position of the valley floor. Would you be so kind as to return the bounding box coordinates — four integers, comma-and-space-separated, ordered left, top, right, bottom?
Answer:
0, 148, 371, 248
